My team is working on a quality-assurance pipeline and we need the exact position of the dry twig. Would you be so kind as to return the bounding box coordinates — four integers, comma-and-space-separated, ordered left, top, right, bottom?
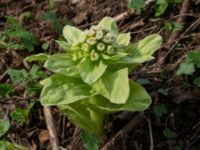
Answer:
147, 116, 153, 150
43, 106, 59, 150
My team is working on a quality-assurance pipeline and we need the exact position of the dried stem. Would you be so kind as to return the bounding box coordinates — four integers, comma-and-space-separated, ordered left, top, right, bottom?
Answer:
43, 106, 59, 150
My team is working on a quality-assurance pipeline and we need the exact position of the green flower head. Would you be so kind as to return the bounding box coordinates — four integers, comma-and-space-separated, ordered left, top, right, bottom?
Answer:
31, 16, 163, 136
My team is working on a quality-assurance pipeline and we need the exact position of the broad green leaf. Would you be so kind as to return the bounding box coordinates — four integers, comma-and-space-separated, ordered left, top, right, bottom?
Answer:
56, 40, 71, 51
0, 141, 25, 150
155, 0, 168, 17
25, 53, 48, 63
121, 55, 154, 64
58, 102, 104, 135
44, 53, 79, 77
109, 34, 162, 69
92, 68, 129, 104
121, 34, 162, 64
116, 81, 151, 110
176, 58, 195, 76
79, 59, 107, 85
0, 119, 10, 137
98, 17, 119, 34
89, 81, 151, 113
40, 74, 95, 105
63, 25, 83, 44
130, 34, 162, 56
116, 33, 131, 46
108, 52, 128, 61
128, 0, 145, 14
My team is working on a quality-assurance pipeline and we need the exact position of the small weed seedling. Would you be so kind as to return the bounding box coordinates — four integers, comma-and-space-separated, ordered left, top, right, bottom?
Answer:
177, 51, 200, 88
7, 64, 46, 96
0, 119, 10, 138
0, 141, 25, 150
128, 0, 183, 17
164, 22, 184, 32
0, 16, 39, 51
26, 17, 162, 136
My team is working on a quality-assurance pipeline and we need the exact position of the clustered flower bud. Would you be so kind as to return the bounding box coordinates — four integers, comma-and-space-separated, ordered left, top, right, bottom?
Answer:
71, 25, 121, 62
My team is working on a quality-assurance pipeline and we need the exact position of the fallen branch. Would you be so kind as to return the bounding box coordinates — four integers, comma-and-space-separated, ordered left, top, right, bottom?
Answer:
43, 106, 59, 150
101, 112, 145, 150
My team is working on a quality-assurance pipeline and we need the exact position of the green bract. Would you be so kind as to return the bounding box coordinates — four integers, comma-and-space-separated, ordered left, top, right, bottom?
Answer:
26, 17, 162, 135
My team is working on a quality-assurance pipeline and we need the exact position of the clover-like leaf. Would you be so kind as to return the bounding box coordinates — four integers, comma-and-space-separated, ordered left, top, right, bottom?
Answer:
40, 74, 95, 106
78, 58, 107, 85
92, 68, 129, 104
98, 17, 119, 34
63, 25, 83, 44
44, 53, 79, 77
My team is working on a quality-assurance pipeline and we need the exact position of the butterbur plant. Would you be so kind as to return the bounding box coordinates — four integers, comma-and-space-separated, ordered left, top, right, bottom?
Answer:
26, 17, 162, 135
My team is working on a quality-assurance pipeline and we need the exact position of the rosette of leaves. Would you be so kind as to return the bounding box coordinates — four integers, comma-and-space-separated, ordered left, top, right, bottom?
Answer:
26, 17, 162, 135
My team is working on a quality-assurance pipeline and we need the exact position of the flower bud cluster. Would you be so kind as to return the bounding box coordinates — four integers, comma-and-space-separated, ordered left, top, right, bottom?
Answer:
71, 26, 119, 62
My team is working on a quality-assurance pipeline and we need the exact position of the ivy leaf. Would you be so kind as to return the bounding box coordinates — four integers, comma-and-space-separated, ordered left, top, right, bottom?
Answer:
44, 53, 79, 77
79, 59, 107, 85
128, 0, 145, 15
0, 119, 10, 137
40, 74, 95, 106
63, 25, 83, 44
92, 68, 129, 104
